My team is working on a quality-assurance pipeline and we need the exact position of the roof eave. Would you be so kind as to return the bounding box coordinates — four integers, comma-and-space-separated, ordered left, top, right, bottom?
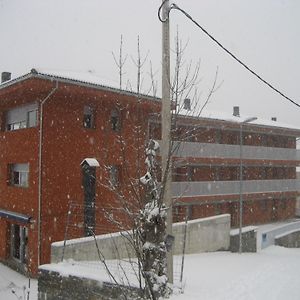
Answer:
0, 70, 161, 103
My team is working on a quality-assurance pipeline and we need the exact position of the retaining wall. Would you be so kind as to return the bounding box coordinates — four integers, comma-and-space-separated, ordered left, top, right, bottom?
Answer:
51, 214, 231, 263
275, 229, 300, 248
230, 226, 257, 252
172, 214, 230, 254
261, 220, 300, 249
38, 269, 140, 300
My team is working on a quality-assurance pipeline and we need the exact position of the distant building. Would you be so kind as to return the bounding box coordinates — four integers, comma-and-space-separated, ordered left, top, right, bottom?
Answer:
296, 172, 300, 217
149, 108, 300, 226
0, 69, 299, 276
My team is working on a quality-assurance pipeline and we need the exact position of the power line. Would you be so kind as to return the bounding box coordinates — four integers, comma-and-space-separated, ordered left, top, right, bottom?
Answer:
158, 2, 300, 109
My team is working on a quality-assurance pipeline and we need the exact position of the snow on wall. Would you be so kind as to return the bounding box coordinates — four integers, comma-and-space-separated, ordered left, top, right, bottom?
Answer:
51, 214, 231, 263
261, 220, 300, 249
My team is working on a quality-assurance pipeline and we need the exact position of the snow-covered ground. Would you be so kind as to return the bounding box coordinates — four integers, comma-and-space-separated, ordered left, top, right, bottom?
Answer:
172, 246, 300, 300
0, 264, 37, 300
1, 245, 300, 300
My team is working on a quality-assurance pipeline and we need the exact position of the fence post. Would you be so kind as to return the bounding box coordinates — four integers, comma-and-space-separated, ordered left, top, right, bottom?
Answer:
180, 207, 189, 288
61, 202, 73, 261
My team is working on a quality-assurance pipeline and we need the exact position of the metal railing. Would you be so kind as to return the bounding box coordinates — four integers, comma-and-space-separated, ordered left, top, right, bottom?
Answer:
169, 141, 300, 161
172, 179, 300, 197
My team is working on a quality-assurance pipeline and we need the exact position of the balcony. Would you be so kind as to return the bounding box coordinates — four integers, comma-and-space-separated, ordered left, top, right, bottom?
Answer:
172, 179, 300, 198
170, 141, 300, 162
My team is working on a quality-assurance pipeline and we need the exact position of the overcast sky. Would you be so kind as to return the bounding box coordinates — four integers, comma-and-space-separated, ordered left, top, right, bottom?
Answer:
0, 0, 299, 127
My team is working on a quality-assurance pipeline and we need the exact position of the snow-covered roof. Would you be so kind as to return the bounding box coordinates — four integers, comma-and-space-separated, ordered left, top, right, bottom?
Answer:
179, 107, 300, 131
0, 68, 160, 102
81, 158, 100, 167
1, 69, 300, 132
35, 68, 120, 89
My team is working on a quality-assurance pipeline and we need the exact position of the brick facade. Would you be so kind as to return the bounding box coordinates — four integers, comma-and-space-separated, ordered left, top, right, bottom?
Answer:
0, 70, 299, 276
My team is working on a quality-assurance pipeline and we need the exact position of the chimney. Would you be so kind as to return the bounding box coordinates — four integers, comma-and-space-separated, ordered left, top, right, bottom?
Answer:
183, 98, 191, 111
271, 117, 277, 121
233, 106, 240, 117
1, 72, 11, 83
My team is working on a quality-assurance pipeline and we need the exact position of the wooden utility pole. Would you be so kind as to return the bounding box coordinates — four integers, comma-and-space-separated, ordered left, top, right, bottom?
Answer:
161, 0, 173, 283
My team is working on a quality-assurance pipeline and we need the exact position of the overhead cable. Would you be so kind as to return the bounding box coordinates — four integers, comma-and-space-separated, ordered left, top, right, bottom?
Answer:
158, 3, 300, 108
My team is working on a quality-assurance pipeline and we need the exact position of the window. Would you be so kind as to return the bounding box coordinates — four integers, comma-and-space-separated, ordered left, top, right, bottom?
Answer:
83, 105, 95, 129
215, 130, 222, 144
280, 198, 287, 209
260, 199, 268, 211
109, 165, 120, 187
111, 109, 121, 131
6, 103, 38, 131
187, 166, 193, 181
9, 163, 29, 187
183, 98, 191, 110
10, 224, 28, 263
27, 110, 37, 128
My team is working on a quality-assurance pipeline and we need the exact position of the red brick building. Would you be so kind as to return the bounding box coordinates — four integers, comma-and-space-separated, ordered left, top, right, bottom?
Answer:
155, 111, 300, 226
0, 69, 299, 276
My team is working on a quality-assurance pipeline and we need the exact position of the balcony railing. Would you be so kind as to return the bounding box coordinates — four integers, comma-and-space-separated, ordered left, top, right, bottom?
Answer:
172, 179, 300, 198
168, 141, 300, 161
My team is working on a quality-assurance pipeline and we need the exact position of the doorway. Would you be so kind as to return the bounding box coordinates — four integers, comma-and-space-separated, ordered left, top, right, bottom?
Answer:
82, 164, 96, 236
10, 224, 28, 263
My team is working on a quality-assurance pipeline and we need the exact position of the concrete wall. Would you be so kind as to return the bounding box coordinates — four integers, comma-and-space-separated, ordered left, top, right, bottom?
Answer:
172, 214, 230, 254
51, 214, 231, 263
261, 220, 300, 249
275, 230, 300, 248
51, 231, 136, 263
230, 226, 257, 252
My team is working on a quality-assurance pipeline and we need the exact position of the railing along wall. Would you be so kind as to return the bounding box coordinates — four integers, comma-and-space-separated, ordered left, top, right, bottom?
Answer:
169, 141, 300, 161
172, 179, 300, 198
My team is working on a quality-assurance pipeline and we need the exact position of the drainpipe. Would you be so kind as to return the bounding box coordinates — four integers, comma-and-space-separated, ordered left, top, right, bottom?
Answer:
38, 81, 58, 267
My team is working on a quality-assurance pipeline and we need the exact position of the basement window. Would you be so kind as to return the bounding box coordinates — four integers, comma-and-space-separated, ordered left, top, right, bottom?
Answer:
6, 103, 38, 131
9, 163, 29, 187
83, 105, 95, 129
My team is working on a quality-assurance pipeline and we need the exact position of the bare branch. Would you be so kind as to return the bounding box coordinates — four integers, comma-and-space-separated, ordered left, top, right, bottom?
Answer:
112, 34, 128, 90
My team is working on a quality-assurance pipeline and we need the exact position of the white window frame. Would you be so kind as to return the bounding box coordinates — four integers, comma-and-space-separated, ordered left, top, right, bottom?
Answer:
27, 109, 38, 128
9, 163, 29, 187
6, 103, 38, 131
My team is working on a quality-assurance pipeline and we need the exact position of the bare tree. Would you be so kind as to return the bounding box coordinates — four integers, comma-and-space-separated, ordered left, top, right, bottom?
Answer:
131, 35, 149, 96
139, 139, 169, 298
84, 33, 223, 299
112, 35, 128, 90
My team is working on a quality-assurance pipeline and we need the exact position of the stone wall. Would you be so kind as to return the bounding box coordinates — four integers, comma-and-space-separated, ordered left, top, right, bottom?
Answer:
230, 226, 257, 252
261, 220, 300, 249
275, 229, 300, 248
38, 269, 140, 300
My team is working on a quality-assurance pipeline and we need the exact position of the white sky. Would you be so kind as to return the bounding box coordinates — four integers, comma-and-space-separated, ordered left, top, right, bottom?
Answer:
0, 0, 299, 127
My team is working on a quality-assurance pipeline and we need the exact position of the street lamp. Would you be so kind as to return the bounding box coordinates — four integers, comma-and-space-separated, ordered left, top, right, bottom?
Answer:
239, 116, 257, 253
